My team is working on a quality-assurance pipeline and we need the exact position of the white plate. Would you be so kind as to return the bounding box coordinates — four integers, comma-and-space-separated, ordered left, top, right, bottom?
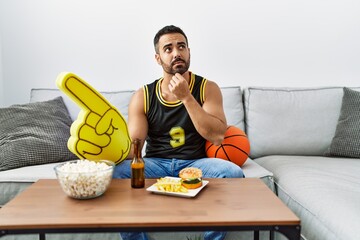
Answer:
146, 177, 209, 198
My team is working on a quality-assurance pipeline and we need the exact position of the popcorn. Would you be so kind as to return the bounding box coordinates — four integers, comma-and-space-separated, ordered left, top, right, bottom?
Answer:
54, 160, 114, 199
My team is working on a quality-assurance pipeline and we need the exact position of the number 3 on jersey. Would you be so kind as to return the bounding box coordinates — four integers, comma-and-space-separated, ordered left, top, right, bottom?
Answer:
169, 127, 185, 148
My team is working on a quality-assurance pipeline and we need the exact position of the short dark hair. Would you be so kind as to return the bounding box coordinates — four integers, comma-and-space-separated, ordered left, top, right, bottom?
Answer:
153, 25, 188, 53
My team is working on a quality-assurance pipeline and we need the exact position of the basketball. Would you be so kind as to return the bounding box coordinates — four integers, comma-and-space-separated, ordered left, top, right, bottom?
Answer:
205, 126, 250, 166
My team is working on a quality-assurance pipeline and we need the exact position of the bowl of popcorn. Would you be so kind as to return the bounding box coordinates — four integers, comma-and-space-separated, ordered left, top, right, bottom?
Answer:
54, 159, 115, 199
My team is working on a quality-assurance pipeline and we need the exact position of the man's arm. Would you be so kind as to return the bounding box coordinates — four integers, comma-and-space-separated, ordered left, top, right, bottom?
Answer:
170, 74, 227, 145
126, 88, 148, 159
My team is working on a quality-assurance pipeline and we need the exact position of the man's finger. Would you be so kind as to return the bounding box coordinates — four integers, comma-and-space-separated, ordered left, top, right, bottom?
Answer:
56, 72, 111, 116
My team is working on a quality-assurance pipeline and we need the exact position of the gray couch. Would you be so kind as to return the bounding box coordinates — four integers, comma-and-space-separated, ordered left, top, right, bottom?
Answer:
1, 86, 360, 240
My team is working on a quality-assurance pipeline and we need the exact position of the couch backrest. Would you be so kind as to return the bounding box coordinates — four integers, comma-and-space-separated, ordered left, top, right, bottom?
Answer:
30, 86, 245, 131
243, 87, 359, 158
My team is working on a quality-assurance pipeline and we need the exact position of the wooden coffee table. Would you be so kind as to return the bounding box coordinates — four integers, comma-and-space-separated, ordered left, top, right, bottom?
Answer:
0, 178, 300, 240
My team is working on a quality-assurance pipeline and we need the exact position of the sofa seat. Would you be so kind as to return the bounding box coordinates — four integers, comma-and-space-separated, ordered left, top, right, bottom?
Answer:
255, 155, 360, 240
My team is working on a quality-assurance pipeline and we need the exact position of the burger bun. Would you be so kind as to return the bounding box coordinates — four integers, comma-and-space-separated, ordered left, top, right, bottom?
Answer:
179, 167, 203, 189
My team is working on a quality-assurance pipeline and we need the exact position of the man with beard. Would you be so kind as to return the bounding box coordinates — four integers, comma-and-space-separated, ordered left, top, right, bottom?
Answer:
114, 25, 244, 240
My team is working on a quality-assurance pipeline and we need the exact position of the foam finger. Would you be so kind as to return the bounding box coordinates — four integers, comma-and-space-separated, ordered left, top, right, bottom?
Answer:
76, 140, 103, 156
56, 72, 111, 116
78, 125, 111, 147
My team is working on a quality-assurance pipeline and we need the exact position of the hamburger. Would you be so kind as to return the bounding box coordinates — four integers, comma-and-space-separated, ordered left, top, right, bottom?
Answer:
179, 167, 203, 189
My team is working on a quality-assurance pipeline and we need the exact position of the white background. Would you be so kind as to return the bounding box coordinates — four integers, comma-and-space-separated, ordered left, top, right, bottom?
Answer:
1, 0, 359, 107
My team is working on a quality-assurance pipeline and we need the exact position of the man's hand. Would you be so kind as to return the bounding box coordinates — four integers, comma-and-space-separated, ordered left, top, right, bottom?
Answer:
168, 73, 191, 102
56, 72, 131, 164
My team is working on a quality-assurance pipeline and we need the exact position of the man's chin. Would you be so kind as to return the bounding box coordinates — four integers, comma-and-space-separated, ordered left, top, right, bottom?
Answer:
173, 67, 188, 75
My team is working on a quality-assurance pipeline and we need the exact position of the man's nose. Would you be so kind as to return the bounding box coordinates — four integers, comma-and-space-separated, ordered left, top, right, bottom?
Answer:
173, 49, 181, 59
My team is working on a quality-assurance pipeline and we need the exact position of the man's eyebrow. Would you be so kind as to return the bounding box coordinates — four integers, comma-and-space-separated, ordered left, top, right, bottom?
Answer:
163, 43, 172, 49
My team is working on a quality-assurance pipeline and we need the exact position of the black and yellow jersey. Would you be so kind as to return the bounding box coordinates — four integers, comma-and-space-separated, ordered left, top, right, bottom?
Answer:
143, 72, 208, 159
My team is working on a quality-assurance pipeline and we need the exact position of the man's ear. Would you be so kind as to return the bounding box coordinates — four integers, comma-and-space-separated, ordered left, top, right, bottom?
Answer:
155, 54, 161, 65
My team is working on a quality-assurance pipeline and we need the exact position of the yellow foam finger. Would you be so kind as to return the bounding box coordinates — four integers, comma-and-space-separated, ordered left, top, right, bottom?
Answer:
56, 72, 131, 163
56, 72, 111, 116
78, 125, 111, 147
76, 140, 103, 156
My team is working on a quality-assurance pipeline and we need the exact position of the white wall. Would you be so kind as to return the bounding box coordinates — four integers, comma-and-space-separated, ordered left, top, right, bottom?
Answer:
1, 0, 360, 107
0, 24, 3, 106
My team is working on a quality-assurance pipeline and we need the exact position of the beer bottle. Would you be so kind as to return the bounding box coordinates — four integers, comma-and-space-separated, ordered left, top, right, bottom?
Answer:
131, 138, 145, 188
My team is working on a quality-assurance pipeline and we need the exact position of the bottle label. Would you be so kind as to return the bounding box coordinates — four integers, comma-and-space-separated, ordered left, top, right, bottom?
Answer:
131, 167, 145, 188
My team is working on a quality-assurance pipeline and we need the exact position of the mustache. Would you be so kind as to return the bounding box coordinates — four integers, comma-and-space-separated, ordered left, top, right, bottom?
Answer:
171, 58, 185, 66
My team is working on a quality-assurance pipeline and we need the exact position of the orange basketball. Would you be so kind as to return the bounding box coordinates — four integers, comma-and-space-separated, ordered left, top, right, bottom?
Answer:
205, 126, 250, 166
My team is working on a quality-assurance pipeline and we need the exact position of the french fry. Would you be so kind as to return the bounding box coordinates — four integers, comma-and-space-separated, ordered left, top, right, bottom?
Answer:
154, 178, 188, 193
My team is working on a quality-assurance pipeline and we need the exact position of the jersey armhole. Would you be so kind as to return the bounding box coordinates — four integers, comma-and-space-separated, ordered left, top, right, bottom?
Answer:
200, 78, 208, 105
143, 85, 149, 114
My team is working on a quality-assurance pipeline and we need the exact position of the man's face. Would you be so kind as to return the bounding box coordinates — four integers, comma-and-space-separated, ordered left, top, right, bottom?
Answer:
155, 33, 190, 75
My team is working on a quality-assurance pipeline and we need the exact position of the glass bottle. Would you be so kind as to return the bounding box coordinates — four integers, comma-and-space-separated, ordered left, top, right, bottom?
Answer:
131, 138, 145, 188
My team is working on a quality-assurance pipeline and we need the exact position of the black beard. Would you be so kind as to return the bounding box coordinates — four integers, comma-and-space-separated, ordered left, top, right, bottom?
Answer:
161, 58, 191, 75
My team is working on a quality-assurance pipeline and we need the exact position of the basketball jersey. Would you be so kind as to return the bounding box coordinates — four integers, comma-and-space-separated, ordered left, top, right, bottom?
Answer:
143, 72, 208, 159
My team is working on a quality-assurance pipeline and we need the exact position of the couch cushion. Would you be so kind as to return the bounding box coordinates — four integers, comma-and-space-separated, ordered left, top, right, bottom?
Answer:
240, 158, 275, 192
0, 159, 272, 183
325, 88, 360, 158
244, 87, 359, 158
0, 162, 59, 182
255, 155, 360, 240
221, 87, 245, 130
0, 97, 78, 171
